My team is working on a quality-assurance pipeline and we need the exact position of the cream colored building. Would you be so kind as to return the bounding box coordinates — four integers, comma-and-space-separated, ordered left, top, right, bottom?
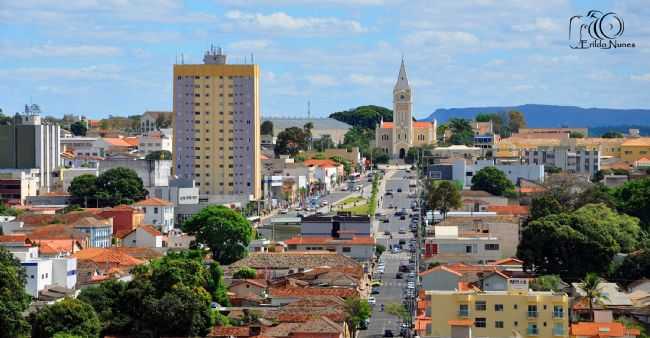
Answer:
421, 288, 569, 338
172, 47, 261, 200
375, 60, 436, 159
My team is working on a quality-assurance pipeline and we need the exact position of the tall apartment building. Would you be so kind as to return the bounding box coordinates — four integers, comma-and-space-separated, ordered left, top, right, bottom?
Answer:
0, 104, 61, 193
172, 47, 261, 201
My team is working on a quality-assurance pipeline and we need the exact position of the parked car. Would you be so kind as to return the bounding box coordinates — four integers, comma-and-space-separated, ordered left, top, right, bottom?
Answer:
371, 287, 380, 295
400, 215, 406, 220
279, 209, 289, 214
384, 330, 394, 337
384, 231, 391, 236
367, 297, 376, 305
396, 272, 403, 279
398, 227, 406, 234
397, 188, 402, 192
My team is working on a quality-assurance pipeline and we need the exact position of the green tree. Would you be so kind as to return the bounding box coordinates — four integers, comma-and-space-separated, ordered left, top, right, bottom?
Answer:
143, 286, 213, 337
530, 275, 563, 291
155, 114, 171, 129
471, 167, 515, 196
70, 121, 88, 136
575, 183, 615, 210
386, 303, 410, 323
370, 148, 389, 164
570, 131, 585, 138
344, 297, 372, 338
517, 204, 640, 279
507, 111, 526, 133
96, 167, 148, 206
601, 131, 624, 138
77, 280, 133, 335
578, 273, 609, 321
182, 205, 253, 264
0, 203, 19, 216
314, 134, 335, 151
424, 180, 462, 219
475, 113, 492, 122
530, 194, 564, 220
341, 127, 374, 157
612, 178, 650, 230
447, 118, 474, 145
274, 127, 308, 156
68, 174, 99, 207
612, 250, 650, 287
329, 105, 392, 129
261, 120, 274, 135
233, 266, 257, 279
31, 298, 101, 338
375, 244, 386, 257
0, 247, 31, 338
145, 150, 172, 160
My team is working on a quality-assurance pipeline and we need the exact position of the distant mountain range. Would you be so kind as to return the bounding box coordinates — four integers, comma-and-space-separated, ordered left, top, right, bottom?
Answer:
424, 104, 650, 129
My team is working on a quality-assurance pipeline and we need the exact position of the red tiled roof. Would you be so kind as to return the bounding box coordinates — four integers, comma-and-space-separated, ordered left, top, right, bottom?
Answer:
490, 257, 524, 266
123, 137, 139, 147
35, 239, 79, 255
102, 138, 132, 147
293, 316, 343, 334
413, 121, 434, 128
73, 248, 146, 266
0, 234, 29, 243
381, 122, 394, 129
133, 197, 173, 207
570, 322, 640, 337
284, 235, 375, 246
269, 287, 357, 298
303, 159, 338, 168
209, 326, 250, 337
230, 279, 268, 289
487, 205, 529, 216
419, 264, 464, 277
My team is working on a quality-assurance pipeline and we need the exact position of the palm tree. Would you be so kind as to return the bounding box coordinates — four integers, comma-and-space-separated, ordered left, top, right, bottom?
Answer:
578, 273, 609, 321
303, 122, 314, 150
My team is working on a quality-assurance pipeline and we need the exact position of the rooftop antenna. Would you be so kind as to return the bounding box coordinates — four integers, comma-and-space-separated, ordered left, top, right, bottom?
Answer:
251, 53, 254, 64
244, 55, 247, 64
181, 53, 184, 64
307, 100, 311, 119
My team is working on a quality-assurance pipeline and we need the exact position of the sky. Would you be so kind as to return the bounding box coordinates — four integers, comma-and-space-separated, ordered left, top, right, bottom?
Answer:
1, 0, 649, 119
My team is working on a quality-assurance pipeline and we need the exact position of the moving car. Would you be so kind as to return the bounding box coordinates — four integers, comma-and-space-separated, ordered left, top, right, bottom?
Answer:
384, 231, 391, 236
384, 330, 394, 337
279, 209, 289, 214
397, 188, 402, 192
395, 272, 403, 279
398, 227, 406, 234
371, 280, 383, 287
391, 247, 401, 254
367, 296, 376, 305
371, 287, 380, 295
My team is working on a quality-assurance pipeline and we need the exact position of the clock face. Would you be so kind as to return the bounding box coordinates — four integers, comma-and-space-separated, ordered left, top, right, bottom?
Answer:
400, 94, 405, 100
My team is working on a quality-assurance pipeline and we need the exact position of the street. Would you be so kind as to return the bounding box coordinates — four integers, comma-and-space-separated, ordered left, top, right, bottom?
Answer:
361, 169, 418, 338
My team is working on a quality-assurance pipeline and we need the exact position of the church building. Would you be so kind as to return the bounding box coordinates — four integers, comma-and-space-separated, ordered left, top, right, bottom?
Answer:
375, 60, 437, 159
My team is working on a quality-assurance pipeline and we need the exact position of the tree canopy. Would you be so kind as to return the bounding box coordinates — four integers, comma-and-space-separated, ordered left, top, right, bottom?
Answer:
78, 250, 225, 337
182, 205, 253, 264
601, 131, 624, 138
530, 275, 563, 292
261, 120, 274, 135
30, 298, 101, 338
0, 247, 31, 338
329, 105, 392, 129
517, 203, 640, 279
470, 167, 515, 196
233, 266, 257, 279
424, 180, 462, 219
447, 118, 474, 145
68, 168, 148, 207
612, 178, 650, 230
145, 150, 172, 160
344, 297, 372, 338
274, 127, 309, 156
70, 121, 88, 136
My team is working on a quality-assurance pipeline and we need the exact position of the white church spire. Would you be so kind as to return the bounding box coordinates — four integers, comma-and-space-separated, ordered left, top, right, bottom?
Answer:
394, 58, 409, 91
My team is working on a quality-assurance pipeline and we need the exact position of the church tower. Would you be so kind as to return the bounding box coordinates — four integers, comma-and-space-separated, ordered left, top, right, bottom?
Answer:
392, 59, 412, 159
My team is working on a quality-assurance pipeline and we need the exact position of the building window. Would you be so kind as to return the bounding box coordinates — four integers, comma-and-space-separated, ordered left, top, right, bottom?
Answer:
458, 304, 469, 317
528, 305, 538, 318
342, 247, 351, 253
475, 301, 486, 311
494, 304, 504, 311
485, 244, 499, 250
495, 321, 504, 329
154, 207, 159, 214
474, 318, 486, 328
553, 305, 564, 318
553, 323, 564, 336
527, 323, 538, 336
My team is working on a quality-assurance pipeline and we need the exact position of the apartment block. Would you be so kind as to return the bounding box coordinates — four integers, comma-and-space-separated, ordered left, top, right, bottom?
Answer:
0, 105, 60, 193
421, 288, 569, 338
173, 47, 261, 201
523, 147, 600, 176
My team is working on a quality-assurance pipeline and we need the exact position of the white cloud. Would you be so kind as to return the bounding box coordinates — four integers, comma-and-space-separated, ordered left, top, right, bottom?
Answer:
224, 10, 367, 34
404, 31, 479, 47
1, 44, 122, 58
512, 17, 561, 32
631, 73, 650, 81
228, 39, 272, 50
0, 65, 122, 81
306, 74, 338, 86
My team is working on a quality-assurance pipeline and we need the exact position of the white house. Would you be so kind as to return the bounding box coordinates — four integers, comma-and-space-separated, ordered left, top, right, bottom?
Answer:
133, 198, 175, 233
120, 225, 163, 248
452, 159, 544, 188
138, 131, 173, 156
22, 259, 53, 298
